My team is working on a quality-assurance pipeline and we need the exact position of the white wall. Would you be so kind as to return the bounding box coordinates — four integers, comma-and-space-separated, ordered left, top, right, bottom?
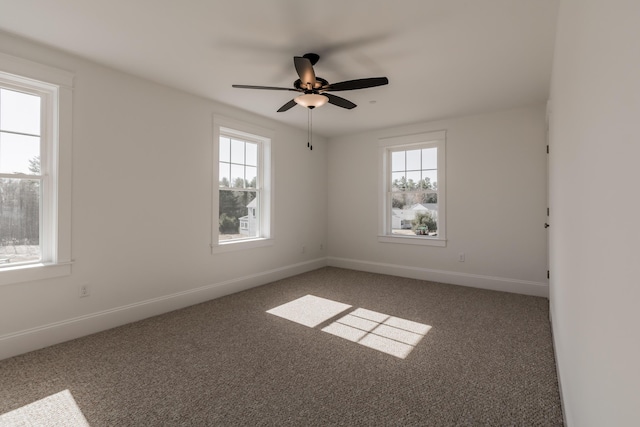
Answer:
0, 32, 328, 360
549, 0, 640, 425
327, 106, 549, 296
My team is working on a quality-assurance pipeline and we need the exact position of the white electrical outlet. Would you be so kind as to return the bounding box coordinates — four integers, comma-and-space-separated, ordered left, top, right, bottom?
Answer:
459, 252, 465, 262
79, 284, 90, 298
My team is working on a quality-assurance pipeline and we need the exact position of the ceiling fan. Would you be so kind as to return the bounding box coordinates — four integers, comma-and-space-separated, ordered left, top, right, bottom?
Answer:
232, 53, 389, 112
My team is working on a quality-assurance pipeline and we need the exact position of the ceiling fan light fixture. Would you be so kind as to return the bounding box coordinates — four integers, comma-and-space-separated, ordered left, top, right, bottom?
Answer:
294, 93, 328, 109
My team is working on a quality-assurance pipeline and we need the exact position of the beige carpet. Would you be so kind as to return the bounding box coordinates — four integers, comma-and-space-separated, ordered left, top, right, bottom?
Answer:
0, 267, 563, 426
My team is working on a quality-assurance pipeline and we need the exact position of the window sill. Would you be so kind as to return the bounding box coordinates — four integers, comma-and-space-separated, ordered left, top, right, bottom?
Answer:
212, 237, 274, 254
0, 262, 72, 287
378, 235, 447, 247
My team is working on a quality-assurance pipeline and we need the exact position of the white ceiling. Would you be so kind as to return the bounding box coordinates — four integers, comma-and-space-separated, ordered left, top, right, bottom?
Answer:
0, 0, 558, 138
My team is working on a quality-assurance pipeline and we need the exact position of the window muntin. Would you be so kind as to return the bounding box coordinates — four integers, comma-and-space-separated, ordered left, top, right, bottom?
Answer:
0, 86, 45, 266
378, 131, 446, 246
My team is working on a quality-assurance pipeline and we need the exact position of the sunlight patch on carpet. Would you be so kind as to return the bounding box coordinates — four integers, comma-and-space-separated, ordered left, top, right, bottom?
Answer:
267, 296, 431, 359
266, 294, 352, 327
0, 389, 90, 427
322, 308, 431, 359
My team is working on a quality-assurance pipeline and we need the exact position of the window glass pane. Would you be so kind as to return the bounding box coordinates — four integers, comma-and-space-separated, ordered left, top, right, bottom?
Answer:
390, 197, 438, 237
406, 171, 421, 188
391, 151, 405, 172
230, 164, 244, 188
0, 133, 40, 174
412, 204, 438, 235
0, 88, 41, 135
245, 166, 257, 188
421, 147, 437, 169
245, 142, 258, 167
391, 192, 412, 209
391, 172, 406, 191
219, 136, 230, 162
0, 178, 41, 265
230, 139, 244, 164
219, 190, 258, 241
421, 170, 437, 189
219, 162, 230, 187
416, 192, 438, 204
406, 149, 421, 170
391, 195, 416, 235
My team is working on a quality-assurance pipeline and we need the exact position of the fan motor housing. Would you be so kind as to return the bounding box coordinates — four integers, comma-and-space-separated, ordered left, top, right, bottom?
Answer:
294, 77, 328, 92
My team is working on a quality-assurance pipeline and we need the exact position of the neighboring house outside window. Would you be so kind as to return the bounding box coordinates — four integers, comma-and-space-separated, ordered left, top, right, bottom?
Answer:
239, 198, 258, 237
378, 130, 446, 247
0, 52, 73, 285
212, 116, 272, 252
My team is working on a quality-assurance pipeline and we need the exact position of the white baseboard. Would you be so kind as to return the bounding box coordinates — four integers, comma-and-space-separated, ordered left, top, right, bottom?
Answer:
549, 302, 569, 426
0, 258, 327, 361
327, 256, 548, 297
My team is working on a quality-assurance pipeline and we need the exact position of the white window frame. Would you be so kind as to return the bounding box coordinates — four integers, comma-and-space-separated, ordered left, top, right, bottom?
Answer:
0, 52, 73, 285
211, 115, 273, 253
378, 130, 446, 247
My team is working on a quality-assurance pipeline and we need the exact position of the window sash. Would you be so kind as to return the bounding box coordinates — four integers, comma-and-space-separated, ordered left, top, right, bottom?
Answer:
0, 81, 50, 269
219, 188, 260, 241
0, 176, 43, 266
219, 134, 261, 190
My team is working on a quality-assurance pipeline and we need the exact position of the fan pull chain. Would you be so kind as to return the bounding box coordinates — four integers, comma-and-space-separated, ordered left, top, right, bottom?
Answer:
307, 107, 313, 150
307, 108, 311, 148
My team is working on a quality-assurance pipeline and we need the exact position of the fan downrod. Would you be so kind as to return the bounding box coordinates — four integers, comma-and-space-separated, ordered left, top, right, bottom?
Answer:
302, 53, 320, 65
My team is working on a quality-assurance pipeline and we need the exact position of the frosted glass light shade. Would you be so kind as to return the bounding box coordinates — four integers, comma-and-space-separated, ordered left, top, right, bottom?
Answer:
294, 93, 329, 108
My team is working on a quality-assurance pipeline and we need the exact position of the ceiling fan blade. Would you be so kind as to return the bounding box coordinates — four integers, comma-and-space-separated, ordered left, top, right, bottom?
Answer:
325, 93, 356, 110
323, 77, 389, 92
277, 99, 298, 112
294, 56, 317, 89
232, 84, 298, 91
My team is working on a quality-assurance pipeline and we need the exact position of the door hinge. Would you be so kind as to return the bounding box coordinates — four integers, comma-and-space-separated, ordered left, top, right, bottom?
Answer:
547, 270, 550, 279
547, 207, 549, 216
546, 145, 549, 154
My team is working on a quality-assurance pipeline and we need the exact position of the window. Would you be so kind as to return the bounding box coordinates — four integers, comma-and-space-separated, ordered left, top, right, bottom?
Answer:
0, 52, 73, 285
378, 131, 446, 246
212, 116, 272, 251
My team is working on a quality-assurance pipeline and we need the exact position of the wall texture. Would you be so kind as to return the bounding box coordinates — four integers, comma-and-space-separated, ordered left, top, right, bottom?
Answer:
549, 0, 640, 424
0, 33, 328, 360
327, 106, 548, 296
